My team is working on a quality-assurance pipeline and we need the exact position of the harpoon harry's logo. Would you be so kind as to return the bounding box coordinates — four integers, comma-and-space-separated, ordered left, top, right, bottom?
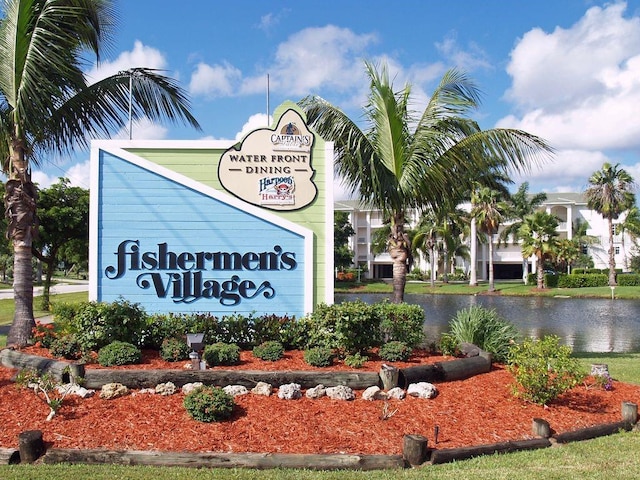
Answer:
258, 176, 295, 206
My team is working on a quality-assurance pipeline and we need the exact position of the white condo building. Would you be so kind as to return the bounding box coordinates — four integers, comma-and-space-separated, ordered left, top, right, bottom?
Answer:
335, 193, 635, 281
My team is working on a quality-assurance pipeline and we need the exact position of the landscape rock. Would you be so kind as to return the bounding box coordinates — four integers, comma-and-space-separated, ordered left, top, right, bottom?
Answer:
326, 385, 355, 401
223, 385, 249, 397
99, 383, 129, 400
407, 382, 438, 399
461, 342, 481, 357
362, 385, 387, 401
155, 382, 177, 396
136, 388, 156, 395
251, 382, 272, 396
278, 383, 302, 400
57, 383, 95, 398
182, 382, 204, 395
305, 384, 326, 399
386, 387, 406, 400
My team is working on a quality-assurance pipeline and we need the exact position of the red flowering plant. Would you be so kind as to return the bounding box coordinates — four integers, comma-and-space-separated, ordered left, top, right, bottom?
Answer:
31, 321, 57, 348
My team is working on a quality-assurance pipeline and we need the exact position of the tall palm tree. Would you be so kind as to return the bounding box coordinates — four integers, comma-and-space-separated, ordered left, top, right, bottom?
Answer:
498, 182, 547, 283
519, 211, 559, 289
299, 61, 552, 302
412, 210, 442, 287
0, 0, 201, 347
471, 187, 508, 292
584, 163, 636, 286
618, 206, 640, 271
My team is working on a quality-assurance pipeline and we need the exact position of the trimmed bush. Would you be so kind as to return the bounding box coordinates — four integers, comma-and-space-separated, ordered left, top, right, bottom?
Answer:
97, 341, 142, 367
344, 352, 368, 368
557, 274, 608, 288
303, 347, 334, 367
447, 306, 518, 363
183, 386, 235, 422
617, 274, 640, 286
375, 301, 425, 348
50, 334, 82, 360
203, 342, 240, 366
507, 335, 585, 406
160, 337, 191, 362
438, 332, 460, 357
253, 341, 285, 361
378, 341, 411, 362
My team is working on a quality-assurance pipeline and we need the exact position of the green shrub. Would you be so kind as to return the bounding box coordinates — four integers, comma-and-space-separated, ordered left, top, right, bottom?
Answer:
557, 274, 608, 288
203, 342, 240, 366
51, 302, 82, 324
68, 299, 148, 352
253, 341, 284, 361
97, 341, 142, 367
50, 334, 82, 360
375, 301, 425, 348
378, 341, 411, 361
617, 274, 640, 286
183, 386, 235, 422
160, 337, 191, 362
344, 352, 368, 368
303, 347, 334, 367
305, 300, 380, 354
438, 332, 460, 356
447, 306, 518, 363
507, 335, 585, 406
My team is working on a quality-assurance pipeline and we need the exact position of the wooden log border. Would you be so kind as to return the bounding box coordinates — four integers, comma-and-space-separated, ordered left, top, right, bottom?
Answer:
1, 348, 638, 470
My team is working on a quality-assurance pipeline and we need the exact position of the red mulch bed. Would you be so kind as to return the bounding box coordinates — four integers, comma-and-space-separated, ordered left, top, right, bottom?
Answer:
1, 346, 639, 455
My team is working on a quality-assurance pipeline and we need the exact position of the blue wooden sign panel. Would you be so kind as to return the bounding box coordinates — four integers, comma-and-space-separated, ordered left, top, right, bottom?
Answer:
95, 150, 307, 316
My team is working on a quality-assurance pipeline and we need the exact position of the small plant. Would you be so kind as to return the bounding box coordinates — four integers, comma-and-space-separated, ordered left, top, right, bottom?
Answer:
49, 334, 82, 360
507, 335, 585, 406
303, 347, 334, 367
344, 352, 368, 368
438, 333, 460, 357
160, 337, 191, 362
252, 341, 285, 361
203, 342, 241, 366
593, 373, 614, 391
97, 341, 142, 367
379, 341, 411, 362
31, 321, 57, 348
15, 368, 70, 421
183, 386, 235, 422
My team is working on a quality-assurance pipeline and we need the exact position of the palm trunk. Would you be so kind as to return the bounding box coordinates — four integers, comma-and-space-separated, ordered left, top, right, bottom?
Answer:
388, 213, 410, 303
608, 219, 617, 286
488, 234, 495, 292
469, 218, 477, 286
536, 254, 545, 289
7, 244, 35, 346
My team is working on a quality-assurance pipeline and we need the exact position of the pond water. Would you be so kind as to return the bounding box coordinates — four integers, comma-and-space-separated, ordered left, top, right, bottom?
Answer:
334, 293, 640, 353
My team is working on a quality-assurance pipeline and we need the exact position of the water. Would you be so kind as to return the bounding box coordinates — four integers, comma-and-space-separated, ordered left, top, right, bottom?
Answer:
334, 293, 640, 353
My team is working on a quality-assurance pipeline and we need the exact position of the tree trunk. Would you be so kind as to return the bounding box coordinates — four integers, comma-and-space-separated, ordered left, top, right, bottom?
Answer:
7, 244, 35, 347
608, 218, 617, 286
469, 218, 477, 286
390, 247, 407, 304
536, 254, 545, 289
487, 234, 495, 292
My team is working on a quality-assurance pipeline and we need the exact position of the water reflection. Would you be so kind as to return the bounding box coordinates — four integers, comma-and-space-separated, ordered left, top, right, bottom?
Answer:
334, 293, 640, 353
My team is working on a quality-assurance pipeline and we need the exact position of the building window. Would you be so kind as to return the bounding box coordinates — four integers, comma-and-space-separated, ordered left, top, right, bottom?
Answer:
615, 246, 620, 255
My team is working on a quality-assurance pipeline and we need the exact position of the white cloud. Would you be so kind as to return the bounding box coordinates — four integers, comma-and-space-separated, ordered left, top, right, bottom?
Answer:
64, 161, 91, 189
500, 2, 640, 152
85, 40, 168, 83
234, 113, 271, 142
436, 33, 492, 73
189, 62, 242, 98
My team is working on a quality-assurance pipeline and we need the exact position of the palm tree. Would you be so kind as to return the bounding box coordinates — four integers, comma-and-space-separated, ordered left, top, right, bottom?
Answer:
554, 238, 580, 274
584, 163, 636, 286
0, 0, 201, 347
498, 182, 547, 283
618, 206, 640, 271
471, 187, 508, 292
299, 61, 552, 302
412, 210, 442, 287
519, 211, 559, 289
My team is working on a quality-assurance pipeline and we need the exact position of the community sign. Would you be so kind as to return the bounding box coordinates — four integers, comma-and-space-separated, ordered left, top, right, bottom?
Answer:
89, 102, 334, 318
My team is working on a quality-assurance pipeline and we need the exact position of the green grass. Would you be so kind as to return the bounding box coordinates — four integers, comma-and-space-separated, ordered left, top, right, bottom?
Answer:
1, 431, 639, 479
336, 280, 640, 299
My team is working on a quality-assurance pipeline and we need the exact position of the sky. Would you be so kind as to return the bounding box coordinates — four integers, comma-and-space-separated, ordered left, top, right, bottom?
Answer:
29, 0, 640, 200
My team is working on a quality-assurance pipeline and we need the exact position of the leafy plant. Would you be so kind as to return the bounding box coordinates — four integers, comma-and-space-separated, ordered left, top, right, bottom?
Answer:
49, 334, 82, 360
183, 386, 235, 422
97, 341, 142, 367
448, 306, 519, 362
252, 341, 284, 361
203, 342, 240, 366
31, 321, 58, 348
438, 332, 460, 356
15, 368, 70, 421
160, 337, 191, 362
375, 301, 425, 348
507, 335, 585, 405
303, 347, 334, 367
344, 352, 368, 368
379, 341, 411, 361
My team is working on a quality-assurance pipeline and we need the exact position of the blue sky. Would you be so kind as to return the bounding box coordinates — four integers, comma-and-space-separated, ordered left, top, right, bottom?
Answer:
32, 0, 640, 200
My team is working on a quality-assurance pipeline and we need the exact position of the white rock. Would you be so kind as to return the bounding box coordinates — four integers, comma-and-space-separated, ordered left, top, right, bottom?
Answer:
362, 385, 387, 401
136, 388, 156, 395
155, 382, 177, 396
224, 385, 249, 397
407, 382, 438, 399
386, 387, 406, 400
326, 385, 355, 401
57, 384, 95, 398
182, 382, 204, 395
251, 382, 272, 396
278, 383, 302, 400
305, 384, 326, 399
99, 383, 129, 400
